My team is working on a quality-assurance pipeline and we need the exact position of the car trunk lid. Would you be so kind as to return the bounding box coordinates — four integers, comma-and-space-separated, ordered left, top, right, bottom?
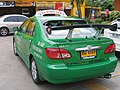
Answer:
53, 38, 113, 67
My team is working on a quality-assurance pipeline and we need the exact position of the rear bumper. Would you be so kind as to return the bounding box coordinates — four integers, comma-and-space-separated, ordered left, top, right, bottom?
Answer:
38, 56, 117, 84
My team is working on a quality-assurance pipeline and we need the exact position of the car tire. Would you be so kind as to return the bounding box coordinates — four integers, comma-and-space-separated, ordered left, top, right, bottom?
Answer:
0, 27, 9, 36
115, 51, 120, 60
31, 57, 41, 84
13, 40, 18, 56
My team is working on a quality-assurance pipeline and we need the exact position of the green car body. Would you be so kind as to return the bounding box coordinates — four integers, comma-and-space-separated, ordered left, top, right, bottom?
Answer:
13, 15, 117, 84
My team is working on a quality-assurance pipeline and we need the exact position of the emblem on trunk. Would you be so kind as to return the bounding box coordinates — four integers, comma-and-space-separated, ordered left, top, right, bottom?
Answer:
87, 45, 92, 51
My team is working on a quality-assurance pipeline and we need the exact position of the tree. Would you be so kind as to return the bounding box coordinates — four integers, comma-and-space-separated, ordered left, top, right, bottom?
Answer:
71, 0, 85, 18
86, 0, 114, 11
86, 0, 97, 19
100, 0, 114, 11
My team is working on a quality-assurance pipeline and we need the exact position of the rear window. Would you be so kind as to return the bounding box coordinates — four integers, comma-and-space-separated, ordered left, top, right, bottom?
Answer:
16, 16, 27, 22
43, 20, 87, 26
43, 20, 96, 39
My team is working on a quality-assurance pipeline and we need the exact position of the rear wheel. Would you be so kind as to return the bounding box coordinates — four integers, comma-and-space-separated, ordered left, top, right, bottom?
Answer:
31, 58, 41, 84
0, 27, 9, 36
13, 40, 18, 56
115, 51, 120, 59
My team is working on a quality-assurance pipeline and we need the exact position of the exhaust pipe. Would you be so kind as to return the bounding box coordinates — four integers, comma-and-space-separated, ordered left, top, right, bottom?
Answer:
102, 74, 112, 79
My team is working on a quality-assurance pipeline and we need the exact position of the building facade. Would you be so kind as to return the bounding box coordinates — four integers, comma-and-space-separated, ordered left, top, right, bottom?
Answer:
0, 0, 100, 18
35, 0, 88, 18
0, 0, 72, 17
0, 0, 35, 17
114, 0, 120, 11
36, 0, 72, 16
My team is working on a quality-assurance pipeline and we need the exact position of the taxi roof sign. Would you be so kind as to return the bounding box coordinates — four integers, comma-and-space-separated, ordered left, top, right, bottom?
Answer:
35, 10, 67, 17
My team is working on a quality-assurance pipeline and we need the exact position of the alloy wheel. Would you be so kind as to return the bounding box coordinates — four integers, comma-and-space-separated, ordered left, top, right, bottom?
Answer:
31, 60, 37, 80
13, 41, 18, 56
0, 28, 8, 36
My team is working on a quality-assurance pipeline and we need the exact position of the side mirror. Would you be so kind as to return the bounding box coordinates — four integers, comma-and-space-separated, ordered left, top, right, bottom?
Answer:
110, 24, 117, 31
13, 27, 19, 32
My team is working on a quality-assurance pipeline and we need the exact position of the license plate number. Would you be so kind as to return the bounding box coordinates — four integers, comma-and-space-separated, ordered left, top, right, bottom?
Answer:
80, 50, 96, 59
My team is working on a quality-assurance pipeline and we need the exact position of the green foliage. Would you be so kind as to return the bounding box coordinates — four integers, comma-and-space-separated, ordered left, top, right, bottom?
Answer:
100, 0, 114, 11
87, 11, 120, 24
86, 0, 100, 7
80, 0, 84, 4
85, 18, 94, 24
101, 21, 109, 25
109, 11, 120, 22
94, 18, 103, 24
86, 0, 114, 11
86, 18, 109, 24
68, 16, 78, 18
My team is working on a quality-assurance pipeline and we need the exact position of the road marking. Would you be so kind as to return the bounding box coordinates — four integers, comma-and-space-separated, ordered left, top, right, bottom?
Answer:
83, 80, 110, 90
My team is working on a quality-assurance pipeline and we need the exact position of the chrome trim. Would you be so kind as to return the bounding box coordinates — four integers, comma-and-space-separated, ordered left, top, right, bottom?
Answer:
75, 46, 102, 51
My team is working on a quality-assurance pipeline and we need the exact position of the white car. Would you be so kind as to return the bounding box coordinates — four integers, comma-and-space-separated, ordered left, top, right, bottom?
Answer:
111, 18, 120, 29
0, 14, 28, 36
104, 18, 120, 58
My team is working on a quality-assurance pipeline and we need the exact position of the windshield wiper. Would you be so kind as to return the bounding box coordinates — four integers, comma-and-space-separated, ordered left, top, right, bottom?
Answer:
66, 28, 73, 42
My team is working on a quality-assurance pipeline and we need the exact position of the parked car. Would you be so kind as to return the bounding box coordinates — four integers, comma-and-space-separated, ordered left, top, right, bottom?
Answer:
13, 10, 117, 84
111, 18, 120, 29
0, 14, 28, 36
104, 18, 120, 58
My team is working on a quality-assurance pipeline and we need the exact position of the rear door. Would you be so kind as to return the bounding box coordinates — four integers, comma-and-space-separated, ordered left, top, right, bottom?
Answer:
15, 19, 30, 58
21, 20, 35, 64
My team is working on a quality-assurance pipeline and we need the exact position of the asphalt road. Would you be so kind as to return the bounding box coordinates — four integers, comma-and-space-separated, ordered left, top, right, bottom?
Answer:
0, 35, 120, 90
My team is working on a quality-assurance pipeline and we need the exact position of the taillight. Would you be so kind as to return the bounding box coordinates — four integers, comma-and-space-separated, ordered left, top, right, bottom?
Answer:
45, 48, 71, 60
104, 44, 116, 54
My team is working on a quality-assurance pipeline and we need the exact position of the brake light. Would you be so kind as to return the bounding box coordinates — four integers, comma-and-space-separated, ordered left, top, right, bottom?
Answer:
45, 48, 71, 60
104, 44, 116, 54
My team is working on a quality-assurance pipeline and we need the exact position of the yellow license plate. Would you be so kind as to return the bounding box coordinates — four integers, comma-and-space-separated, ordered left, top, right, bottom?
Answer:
81, 50, 96, 59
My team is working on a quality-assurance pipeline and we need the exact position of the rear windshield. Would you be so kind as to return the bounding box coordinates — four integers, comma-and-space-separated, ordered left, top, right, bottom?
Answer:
43, 20, 97, 39
43, 20, 87, 26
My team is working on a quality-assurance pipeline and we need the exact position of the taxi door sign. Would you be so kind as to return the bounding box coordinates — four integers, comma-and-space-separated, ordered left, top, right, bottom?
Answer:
35, 10, 67, 17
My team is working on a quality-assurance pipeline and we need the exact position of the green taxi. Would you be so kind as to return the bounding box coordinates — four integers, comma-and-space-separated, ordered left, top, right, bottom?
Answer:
13, 10, 117, 84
